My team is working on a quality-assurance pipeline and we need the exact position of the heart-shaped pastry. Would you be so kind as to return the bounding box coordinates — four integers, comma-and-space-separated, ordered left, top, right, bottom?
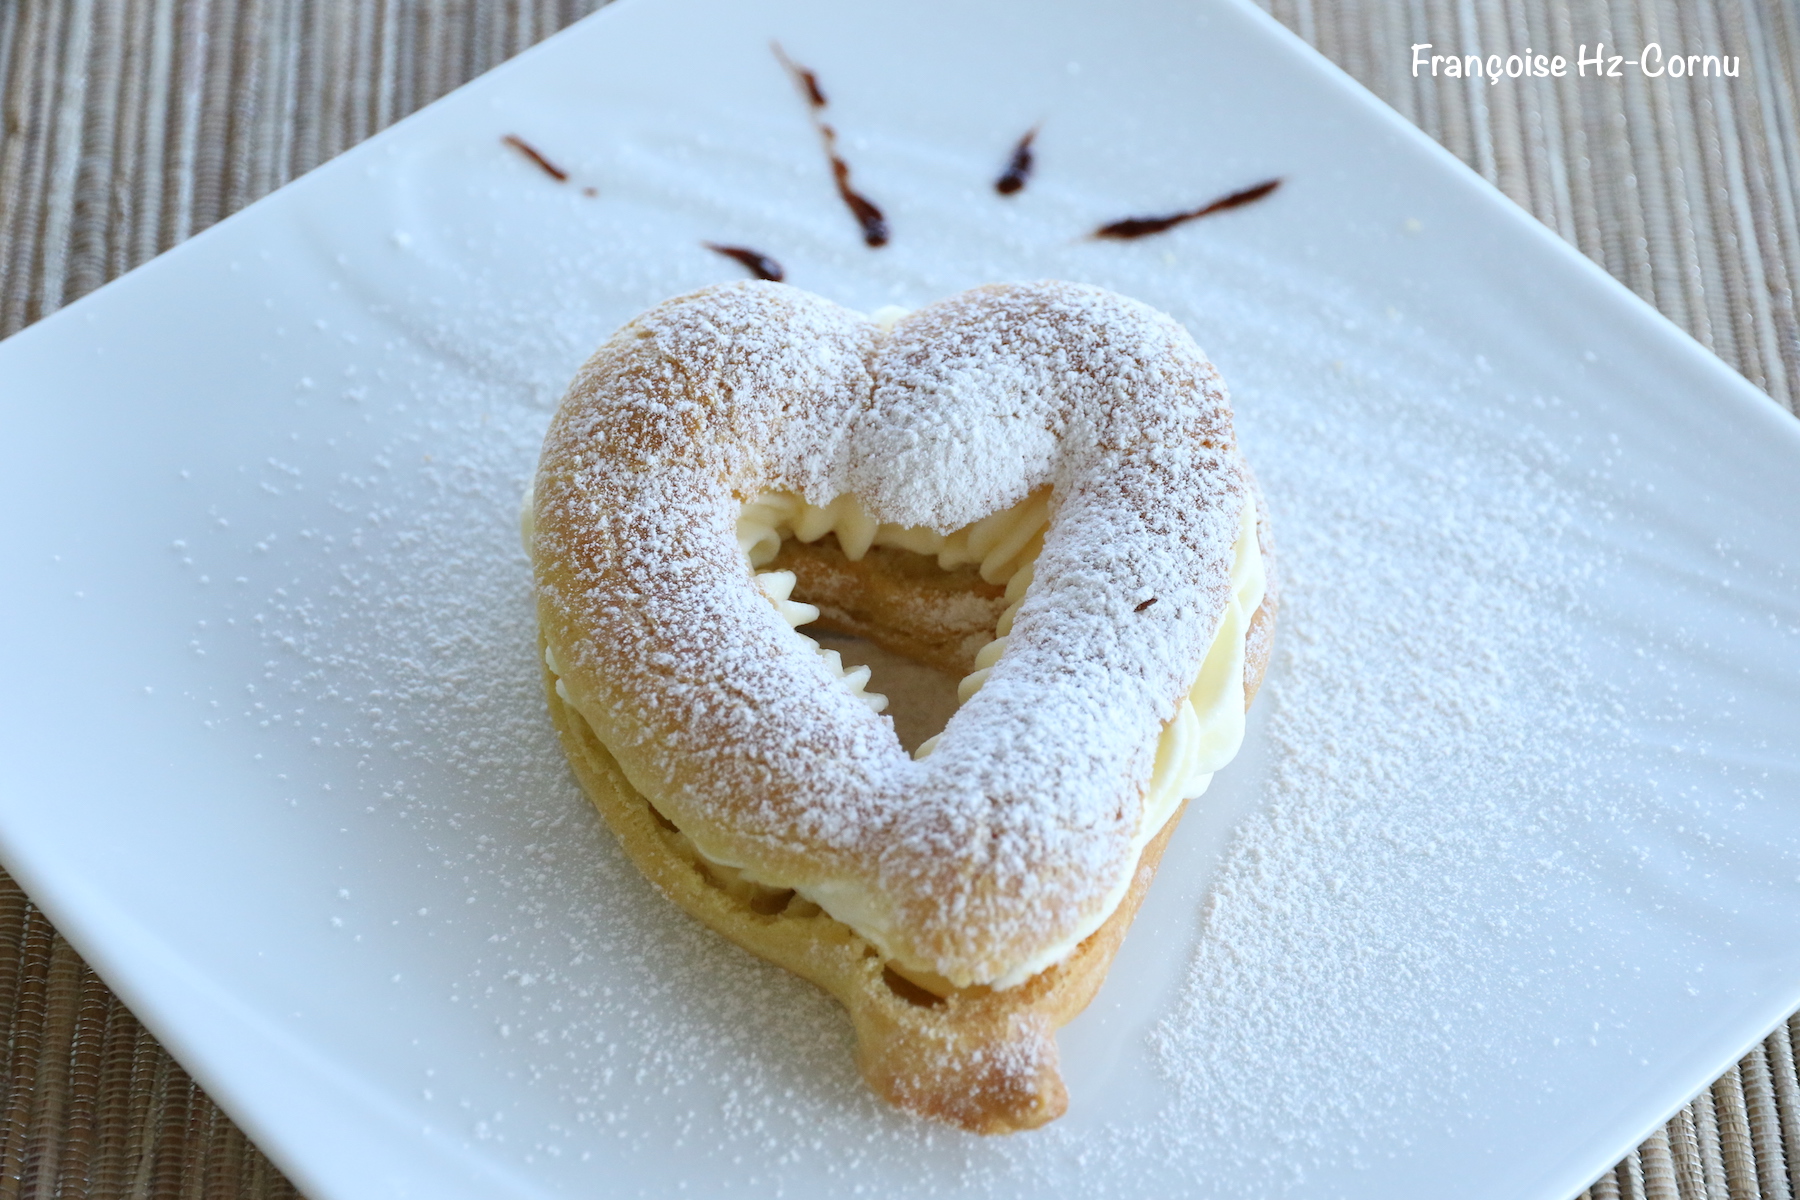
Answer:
528, 280, 1276, 1132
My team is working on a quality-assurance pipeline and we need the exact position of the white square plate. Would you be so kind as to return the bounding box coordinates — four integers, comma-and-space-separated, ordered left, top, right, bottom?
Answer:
3, 0, 1799, 1196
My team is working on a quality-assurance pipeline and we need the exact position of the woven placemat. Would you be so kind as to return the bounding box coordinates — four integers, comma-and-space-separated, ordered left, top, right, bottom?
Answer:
0, 2, 1794, 1196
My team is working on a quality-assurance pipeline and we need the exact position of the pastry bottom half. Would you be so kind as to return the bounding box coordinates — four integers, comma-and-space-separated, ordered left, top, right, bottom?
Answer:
546, 662, 1184, 1135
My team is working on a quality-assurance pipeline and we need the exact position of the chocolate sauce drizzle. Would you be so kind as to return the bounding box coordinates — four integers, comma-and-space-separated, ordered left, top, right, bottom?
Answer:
705, 242, 785, 282
502, 134, 569, 183
772, 43, 889, 248
994, 127, 1037, 196
1093, 177, 1282, 240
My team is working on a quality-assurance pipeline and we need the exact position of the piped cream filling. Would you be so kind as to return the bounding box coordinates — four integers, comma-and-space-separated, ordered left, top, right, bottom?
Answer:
524, 480, 1266, 992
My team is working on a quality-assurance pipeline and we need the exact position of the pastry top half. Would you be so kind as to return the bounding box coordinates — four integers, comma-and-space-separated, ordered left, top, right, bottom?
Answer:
532, 280, 1252, 990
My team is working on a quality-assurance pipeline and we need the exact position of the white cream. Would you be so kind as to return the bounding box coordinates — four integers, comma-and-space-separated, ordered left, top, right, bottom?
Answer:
736, 486, 1049, 585
753, 569, 886, 713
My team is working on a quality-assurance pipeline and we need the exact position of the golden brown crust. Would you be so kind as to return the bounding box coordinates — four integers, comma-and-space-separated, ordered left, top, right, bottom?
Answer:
1244, 477, 1279, 710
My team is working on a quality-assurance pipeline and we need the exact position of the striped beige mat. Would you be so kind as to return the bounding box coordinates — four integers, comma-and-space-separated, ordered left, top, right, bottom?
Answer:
0, 2, 1795, 1196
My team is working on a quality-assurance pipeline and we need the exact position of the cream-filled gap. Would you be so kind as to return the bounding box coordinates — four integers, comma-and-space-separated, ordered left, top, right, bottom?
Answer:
809, 630, 961, 755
